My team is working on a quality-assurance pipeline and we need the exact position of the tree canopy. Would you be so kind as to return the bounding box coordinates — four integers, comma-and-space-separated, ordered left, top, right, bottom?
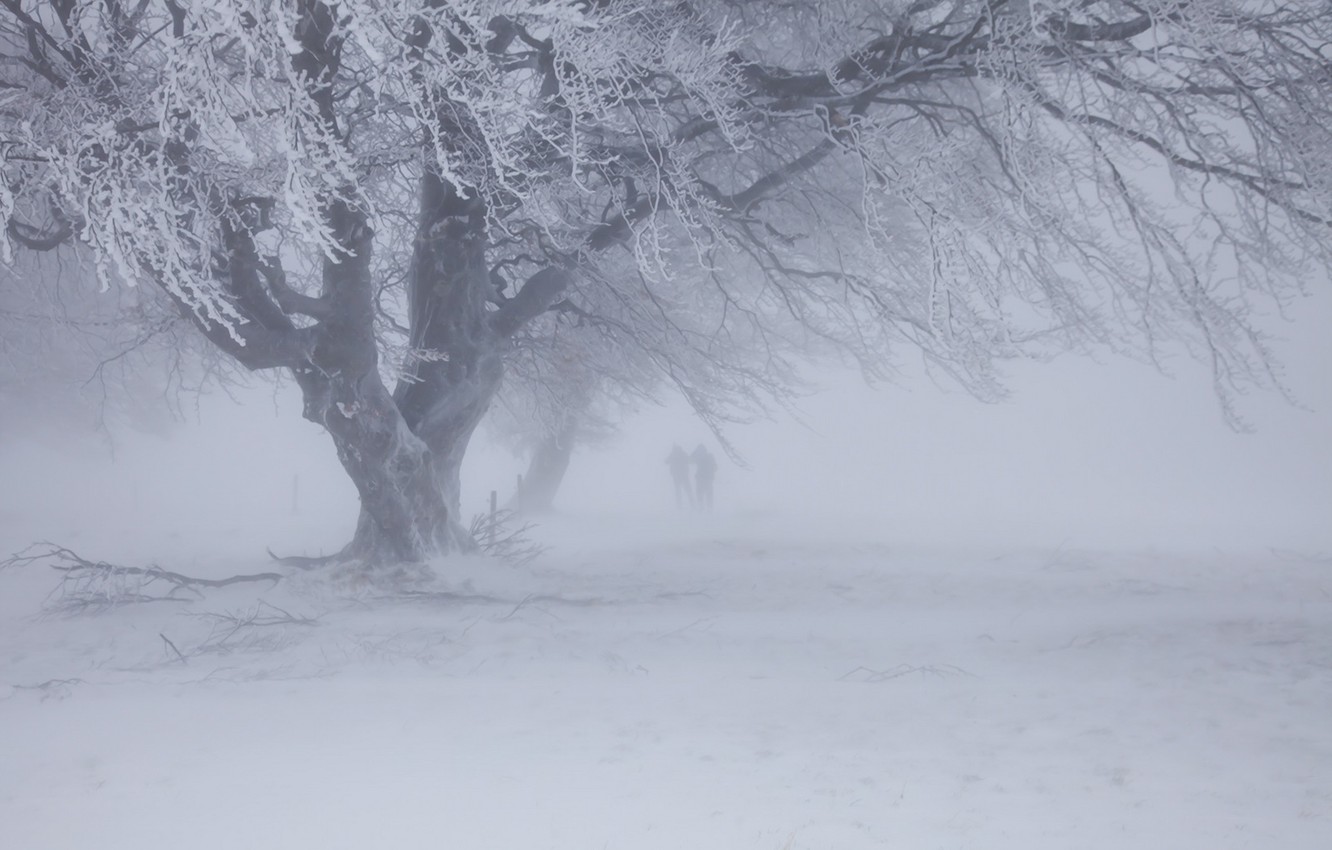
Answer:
3, 0, 1329, 561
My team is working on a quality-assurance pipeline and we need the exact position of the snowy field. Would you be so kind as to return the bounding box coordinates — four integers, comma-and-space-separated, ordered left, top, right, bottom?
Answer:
3, 330, 1330, 849
2, 510, 1330, 850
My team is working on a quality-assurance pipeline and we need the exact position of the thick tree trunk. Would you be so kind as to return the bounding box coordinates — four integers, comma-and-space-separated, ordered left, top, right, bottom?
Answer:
373, 161, 506, 557
281, 29, 566, 565
395, 345, 504, 542
516, 418, 577, 514
308, 366, 496, 564
297, 369, 458, 562
289, 193, 469, 564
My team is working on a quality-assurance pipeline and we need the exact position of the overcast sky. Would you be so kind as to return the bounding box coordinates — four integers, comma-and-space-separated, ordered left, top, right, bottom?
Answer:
557, 289, 1332, 551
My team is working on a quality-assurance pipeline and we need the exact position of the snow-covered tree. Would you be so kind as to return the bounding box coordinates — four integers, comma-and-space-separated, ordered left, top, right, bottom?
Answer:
2, 0, 1328, 563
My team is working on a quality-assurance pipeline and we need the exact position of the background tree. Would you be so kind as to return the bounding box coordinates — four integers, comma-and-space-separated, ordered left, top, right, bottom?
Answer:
489, 240, 817, 514
489, 325, 635, 516
489, 278, 697, 515
2, 0, 1328, 564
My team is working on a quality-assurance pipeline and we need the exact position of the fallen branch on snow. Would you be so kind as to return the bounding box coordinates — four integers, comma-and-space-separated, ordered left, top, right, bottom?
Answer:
839, 663, 974, 682
10, 678, 85, 700
1, 543, 283, 613
157, 601, 319, 663
266, 547, 338, 569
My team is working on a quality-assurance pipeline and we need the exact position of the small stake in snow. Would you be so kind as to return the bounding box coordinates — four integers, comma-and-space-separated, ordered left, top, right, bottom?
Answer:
489, 490, 498, 547
160, 632, 188, 665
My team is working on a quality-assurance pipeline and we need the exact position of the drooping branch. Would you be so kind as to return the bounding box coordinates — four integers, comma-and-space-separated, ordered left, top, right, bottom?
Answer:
1041, 13, 1156, 44
5, 218, 72, 251
1018, 73, 1332, 227
492, 266, 571, 338
164, 213, 319, 372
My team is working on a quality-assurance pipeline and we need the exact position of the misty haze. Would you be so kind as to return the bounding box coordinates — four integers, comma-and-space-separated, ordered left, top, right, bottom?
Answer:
2, 2, 1330, 849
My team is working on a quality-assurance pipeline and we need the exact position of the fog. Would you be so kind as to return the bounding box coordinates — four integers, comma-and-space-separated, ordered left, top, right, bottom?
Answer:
7, 3, 1332, 845
3, 288, 1328, 561
3, 285, 1330, 850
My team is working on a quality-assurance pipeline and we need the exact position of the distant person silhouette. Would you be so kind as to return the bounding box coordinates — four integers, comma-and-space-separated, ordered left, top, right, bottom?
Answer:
691, 444, 716, 510
667, 444, 694, 508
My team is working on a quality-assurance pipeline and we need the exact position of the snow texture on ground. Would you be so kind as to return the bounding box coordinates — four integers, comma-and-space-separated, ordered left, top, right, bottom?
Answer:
2, 513, 1330, 850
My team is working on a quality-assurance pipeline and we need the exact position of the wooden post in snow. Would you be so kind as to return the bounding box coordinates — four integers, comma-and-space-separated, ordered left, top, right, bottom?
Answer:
489, 489, 498, 547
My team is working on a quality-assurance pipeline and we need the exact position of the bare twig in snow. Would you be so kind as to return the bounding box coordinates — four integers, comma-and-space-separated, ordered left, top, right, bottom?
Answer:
185, 601, 319, 658
839, 664, 973, 682
10, 678, 85, 701
469, 509, 546, 566
1, 543, 282, 612
159, 633, 189, 665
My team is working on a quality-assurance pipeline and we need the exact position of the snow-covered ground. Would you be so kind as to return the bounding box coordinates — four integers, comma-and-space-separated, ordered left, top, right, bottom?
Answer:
3, 511, 1329, 850
3, 311, 1330, 850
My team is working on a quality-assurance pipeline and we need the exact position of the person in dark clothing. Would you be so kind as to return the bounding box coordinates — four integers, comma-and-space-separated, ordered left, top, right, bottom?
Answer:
691, 444, 717, 510
667, 444, 693, 508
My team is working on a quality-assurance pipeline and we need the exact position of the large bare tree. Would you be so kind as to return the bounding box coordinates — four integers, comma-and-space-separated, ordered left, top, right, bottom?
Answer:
2, 0, 1328, 563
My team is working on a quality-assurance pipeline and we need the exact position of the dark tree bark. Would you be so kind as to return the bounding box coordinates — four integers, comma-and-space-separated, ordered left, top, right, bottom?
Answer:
516, 417, 577, 514
288, 198, 459, 562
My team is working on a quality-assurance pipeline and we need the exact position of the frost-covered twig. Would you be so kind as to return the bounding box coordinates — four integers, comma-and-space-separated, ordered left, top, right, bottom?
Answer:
839, 664, 973, 682
157, 602, 320, 665
1, 543, 282, 613
10, 678, 85, 701
469, 508, 546, 566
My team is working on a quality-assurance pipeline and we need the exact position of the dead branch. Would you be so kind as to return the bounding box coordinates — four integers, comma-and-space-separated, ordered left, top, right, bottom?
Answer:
159, 632, 188, 665
381, 589, 509, 606
10, 678, 86, 701
376, 589, 607, 611
468, 508, 546, 566
184, 601, 319, 658
190, 600, 318, 631
266, 547, 339, 569
839, 664, 973, 682
147, 603, 321, 665
1, 542, 283, 613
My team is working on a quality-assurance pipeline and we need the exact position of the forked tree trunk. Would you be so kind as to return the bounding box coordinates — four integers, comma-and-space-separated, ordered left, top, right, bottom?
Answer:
285, 194, 482, 564
278, 20, 566, 565
322, 162, 510, 564
308, 366, 500, 564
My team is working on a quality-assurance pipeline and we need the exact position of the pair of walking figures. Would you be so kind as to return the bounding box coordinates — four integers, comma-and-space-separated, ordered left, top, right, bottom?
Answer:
667, 444, 716, 510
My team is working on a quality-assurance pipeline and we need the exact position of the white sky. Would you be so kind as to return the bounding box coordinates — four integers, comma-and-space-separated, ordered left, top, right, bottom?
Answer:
556, 287, 1332, 551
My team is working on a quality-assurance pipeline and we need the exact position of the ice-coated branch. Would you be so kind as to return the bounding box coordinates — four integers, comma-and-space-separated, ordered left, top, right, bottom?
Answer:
1, 543, 283, 613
